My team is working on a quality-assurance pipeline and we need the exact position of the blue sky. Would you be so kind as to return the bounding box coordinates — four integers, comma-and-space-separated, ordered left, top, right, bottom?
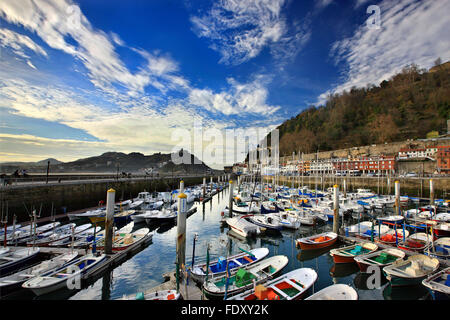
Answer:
0, 0, 449, 169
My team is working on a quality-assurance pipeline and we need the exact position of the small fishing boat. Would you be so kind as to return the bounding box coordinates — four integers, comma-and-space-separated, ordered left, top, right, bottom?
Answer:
144, 208, 177, 224
0, 247, 40, 276
49, 226, 102, 247
305, 284, 358, 300
0, 252, 78, 296
22, 253, 107, 296
434, 213, 450, 223
131, 210, 159, 223
330, 242, 378, 264
190, 248, 269, 284
109, 228, 151, 251
28, 223, 92, 247
227, 268, 318, 300
397, 233, 433, 252
275, 211, 301, 229
120, 289, 181, 300
383, 254, 439, 287
377, 228, 409, 245
433, 222, 450, 237
246, 214, 282, 231
226, 216, 262, 238
296, 232, 338, 250
421, 267, 450, 300
202, 255, 289, 300
89, 210, 136, 225
354, 248, 406, 273
0, 247, 10, 257
425, 237, 450, 260
378, 215, 404, 224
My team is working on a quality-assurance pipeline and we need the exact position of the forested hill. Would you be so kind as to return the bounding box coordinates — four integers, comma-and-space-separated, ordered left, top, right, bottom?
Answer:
276, 61, 450, 156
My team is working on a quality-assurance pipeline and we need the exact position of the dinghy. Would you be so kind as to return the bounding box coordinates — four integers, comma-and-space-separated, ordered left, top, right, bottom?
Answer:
120, 289, 181, 300
305, 284, 358, 300
383, 254, 439, 287
354, 248, 405, 273
49, 226, 102, 247
246, 214, 282, 231
108, 228, 151, 251
296, 232, 338, 250
0, 252, 78, 296
275, 211, 301, 229
227, 268, 317, 300
421, 267, 450, 300
27, 223, 91, 247
433, 222, 450, 237
131, 210, 159, 223
377, 228, 409, 245
202, 255, 289, 299
397, 232, 433, 252
22, 253, 107, 296
330, 242, 378, 264
226, 216, 261, 238
0, 247, 40, 276
425, 237, 450, 260
190, 248, 269, 284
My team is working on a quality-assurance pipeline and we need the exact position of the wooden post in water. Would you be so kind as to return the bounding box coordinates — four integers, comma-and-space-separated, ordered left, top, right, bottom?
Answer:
394, 181, 400, 216
202, 177, 206, 199
176, 188, 187, 279
430, 179, 434, 216
105, 188, 116, 254
343, 179, 347, 198
228, 180, 234, 218
333, 185, 339, 234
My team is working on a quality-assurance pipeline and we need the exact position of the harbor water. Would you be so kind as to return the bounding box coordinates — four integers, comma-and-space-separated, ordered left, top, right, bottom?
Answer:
3, 187, 433, 300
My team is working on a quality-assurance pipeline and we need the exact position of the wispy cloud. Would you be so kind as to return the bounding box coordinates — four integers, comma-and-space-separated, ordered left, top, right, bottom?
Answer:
316, 0, 450, 105
190, 0, 309, 66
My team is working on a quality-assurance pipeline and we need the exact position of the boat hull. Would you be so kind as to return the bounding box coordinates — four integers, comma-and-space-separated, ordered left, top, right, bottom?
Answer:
297, 238, 337, 251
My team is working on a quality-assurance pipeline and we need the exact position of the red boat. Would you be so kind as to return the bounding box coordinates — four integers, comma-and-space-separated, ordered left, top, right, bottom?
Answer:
296, 232, 338, 250
397, 233, 432, 252
330, 242, 378, 264
433, 223, 450, 238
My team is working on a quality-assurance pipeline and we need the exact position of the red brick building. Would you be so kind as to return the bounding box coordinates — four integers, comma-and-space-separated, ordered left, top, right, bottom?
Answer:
436, 146, 450, 173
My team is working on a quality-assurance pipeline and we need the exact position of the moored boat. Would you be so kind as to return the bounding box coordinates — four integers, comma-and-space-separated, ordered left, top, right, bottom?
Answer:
330, 242, 378, 264
190, 248, 269, 284
383, 254, 439, 287
22, 253, 107, 296
397, 232, 433, 252
421, 267, 450, 300
202, 255, 289, 299
305, 284, 358, 300
225, 216, 261, 238
227, 268, 318, 300
354, 248, 405, 273
120, 289, 181, 300
296, 232, 338, 250
425, 237, 450, 260
0, 247, 41, 276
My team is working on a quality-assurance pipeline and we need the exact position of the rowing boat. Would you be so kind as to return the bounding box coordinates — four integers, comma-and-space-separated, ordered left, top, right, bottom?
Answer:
202, 255, 289, 299
0, 247, 40, 276
354, 248, 405, 273
330, 242, 378, 264
305, 284, 358, 300
383, 254, 439, 287
22, 253, 107, 296
227, 268, 317, 300
296, 232, 338, 250
190, 248, 269, 284
421, 267, 450, 300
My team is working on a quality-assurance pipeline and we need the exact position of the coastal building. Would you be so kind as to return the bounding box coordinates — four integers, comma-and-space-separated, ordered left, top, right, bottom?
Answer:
436, 146, 450, 173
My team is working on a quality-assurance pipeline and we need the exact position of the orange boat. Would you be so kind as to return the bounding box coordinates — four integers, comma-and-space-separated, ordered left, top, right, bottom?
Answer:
330, 242, 378, 264
296, 232, 338, 250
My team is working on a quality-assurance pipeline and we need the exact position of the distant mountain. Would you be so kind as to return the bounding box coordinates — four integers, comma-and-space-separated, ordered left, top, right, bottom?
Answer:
0, 150, 216, 174
271, 60, 449, 156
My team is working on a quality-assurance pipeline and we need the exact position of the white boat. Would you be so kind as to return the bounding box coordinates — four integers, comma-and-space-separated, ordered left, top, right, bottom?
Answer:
28, 223, 92, 247
131, 210, 160, 223
0, 252, 78, 295
190, 248, 269, 284
226, 216, 261, 238
49, 226, 102, 247
275, 211, 301, 229
228, 268, 318, 300
145, 208, 177, 224
426, 237, 450, 260
0, 247, 40, 276
305, 284, 358, 300
434, 213, 450, 223
202, 255, 289, 299
22, 253, 107, 296
68, 209, 105, 221
0, 247, 10, 257
421, 267, 450, 300
383, 254, 440, 287
247, 214, 282, 231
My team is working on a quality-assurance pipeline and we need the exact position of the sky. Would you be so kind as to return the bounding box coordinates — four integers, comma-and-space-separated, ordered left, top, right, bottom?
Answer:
0, 0, 449, 169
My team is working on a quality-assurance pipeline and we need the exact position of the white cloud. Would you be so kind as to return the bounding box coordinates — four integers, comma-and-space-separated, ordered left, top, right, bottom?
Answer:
0, 28, 47, 59
190, 0, 309, 65
188, 75, 280, 115
0, 0, 189, 98
317, 0, 450, 105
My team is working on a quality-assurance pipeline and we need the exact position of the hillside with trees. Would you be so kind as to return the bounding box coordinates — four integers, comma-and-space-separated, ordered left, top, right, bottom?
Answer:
276, 60, 450, 156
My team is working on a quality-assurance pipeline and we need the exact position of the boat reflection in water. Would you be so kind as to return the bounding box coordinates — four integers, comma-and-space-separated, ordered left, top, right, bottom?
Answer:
330, 263, 360, 278
296, 244, 339, 262
383, 283, 432, 300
